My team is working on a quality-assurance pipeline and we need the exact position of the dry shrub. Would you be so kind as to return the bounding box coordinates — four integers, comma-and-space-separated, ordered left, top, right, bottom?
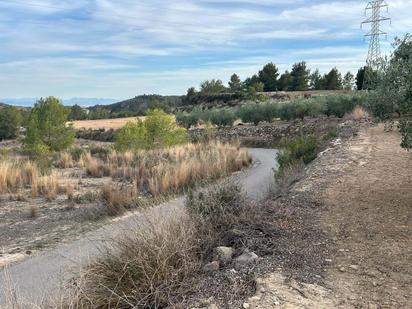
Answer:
28, 205, 39, 219
187, 181, 280, 259
82, 153, 111, 178
100, 184, 136, 216
352, 106, 368, 120
56, 152, 75, 169
72, 209, 198, 308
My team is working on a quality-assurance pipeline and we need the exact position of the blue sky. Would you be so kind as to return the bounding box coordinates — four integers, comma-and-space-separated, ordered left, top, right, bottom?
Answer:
0, 0, 411, 101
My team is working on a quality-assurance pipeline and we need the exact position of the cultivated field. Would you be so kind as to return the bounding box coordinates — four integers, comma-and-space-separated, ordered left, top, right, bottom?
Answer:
70, 117, 145, 130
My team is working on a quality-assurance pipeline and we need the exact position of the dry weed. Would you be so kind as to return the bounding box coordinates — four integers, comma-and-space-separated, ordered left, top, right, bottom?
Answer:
72, 208, 198, 308
352, 106, 368, 120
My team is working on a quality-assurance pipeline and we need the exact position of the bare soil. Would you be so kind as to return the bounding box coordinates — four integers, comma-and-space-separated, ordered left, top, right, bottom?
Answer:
247, 124, 411, 308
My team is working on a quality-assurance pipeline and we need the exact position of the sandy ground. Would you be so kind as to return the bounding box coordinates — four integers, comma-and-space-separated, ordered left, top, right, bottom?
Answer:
247, 125, 411, 308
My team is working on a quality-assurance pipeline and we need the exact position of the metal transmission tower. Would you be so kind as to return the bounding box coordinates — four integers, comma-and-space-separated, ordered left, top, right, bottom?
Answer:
361, 0, 391, 88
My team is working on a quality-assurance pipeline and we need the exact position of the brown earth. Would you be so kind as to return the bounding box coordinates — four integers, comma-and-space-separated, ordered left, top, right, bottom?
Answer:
247, 125, 411, 308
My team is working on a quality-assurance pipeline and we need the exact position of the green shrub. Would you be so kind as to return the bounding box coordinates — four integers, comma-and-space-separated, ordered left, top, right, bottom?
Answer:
207, 108, 236, 127
237, 103, 279, 125
115, 109, 188, 151
175, 111, 199, 129
326, 95, 358, 118
276, 134, 319, 175
278, 99, 326, 121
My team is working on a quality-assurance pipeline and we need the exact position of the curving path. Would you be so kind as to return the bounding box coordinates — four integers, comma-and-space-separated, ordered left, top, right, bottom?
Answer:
0, 148, 277, 307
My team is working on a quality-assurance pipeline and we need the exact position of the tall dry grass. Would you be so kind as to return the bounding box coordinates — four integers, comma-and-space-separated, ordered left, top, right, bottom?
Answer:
0, 160, 63, 200
0, 160, 39, 194
83, 142, 251, 196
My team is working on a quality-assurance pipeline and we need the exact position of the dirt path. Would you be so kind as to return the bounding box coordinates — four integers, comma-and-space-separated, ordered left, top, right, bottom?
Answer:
246, 125, 411, 308
322, 126, 412, 308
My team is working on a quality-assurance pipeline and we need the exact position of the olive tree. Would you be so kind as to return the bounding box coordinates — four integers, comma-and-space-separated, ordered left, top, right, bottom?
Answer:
367, 34, 412, 150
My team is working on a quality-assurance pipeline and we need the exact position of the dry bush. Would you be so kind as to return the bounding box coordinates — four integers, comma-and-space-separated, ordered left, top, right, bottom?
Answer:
351, 106, 368, 120
72, 209, 198, 308
187, 181, 280, 259
55, 151, 75, 169
100, 184, 136, 216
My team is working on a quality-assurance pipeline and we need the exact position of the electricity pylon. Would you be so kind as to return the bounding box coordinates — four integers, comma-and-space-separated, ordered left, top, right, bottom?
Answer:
361, 0, 391, 89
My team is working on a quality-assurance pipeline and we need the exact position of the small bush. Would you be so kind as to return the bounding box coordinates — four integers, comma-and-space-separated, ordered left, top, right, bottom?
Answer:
276, 134, 319, 175
72, 210, 198, 308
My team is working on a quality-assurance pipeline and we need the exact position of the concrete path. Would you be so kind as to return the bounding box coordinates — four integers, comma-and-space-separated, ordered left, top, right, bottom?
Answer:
0, 148, 277, 307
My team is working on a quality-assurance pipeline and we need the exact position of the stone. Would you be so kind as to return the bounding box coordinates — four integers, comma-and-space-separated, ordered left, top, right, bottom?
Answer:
234, 250, 259, 265
215, 246, 234, 263
339, 267, 345, 272
243, 303, 250, 309
208, 305, 218, 309
203, 261, 220, 272
349, 265, 359, 270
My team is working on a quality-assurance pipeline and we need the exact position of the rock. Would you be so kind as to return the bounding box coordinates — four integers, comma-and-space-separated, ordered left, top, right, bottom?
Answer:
215, 246, 234, 263
234, 250, 259, 265
208, 305, 218, 309
203, 261, 220, 272
338, 267, 345, 272
349, 265, 359, 270
243, 303, 250, 309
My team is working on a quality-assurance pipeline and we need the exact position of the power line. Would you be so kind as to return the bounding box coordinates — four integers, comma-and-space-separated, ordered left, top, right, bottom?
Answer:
361, 0, 391, 69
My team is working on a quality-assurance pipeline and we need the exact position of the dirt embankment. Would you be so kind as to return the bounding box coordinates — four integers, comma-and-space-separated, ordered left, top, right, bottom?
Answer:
247, 125, 411, 308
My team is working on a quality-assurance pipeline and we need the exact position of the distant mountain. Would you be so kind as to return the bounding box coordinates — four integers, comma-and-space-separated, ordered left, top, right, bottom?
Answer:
92, 94, 184, 115
0, 98, 118, 107
0, 102, 11, 108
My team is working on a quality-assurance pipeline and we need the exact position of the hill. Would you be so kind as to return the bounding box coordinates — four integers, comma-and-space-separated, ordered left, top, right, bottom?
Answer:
0, 102, 11, 108
91, 94, 183, 115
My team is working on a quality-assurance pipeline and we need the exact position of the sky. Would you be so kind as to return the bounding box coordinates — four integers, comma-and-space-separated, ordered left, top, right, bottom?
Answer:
0, 0, 411, 102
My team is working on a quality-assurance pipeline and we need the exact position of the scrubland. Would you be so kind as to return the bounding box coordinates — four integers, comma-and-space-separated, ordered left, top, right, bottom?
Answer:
0, 141, 250, 267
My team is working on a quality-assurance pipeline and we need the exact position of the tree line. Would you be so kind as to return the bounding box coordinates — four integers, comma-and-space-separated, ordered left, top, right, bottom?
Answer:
184, 62, 369, 102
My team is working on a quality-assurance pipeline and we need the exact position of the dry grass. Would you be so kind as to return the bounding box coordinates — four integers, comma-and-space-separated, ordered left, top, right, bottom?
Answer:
70, 117, 145, 130
71, 208, 198, 308
104, 142, 251, 196
100, 184, 136, 216
352, 106, 368, 120
0, 160, 39, 194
